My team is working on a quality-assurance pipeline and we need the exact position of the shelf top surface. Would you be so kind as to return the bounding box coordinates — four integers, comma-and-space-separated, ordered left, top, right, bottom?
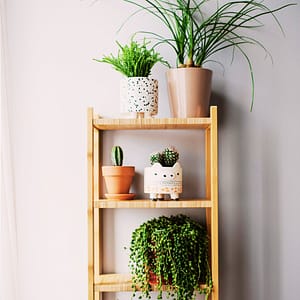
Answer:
94, 273, 208, 292
92, 106, 216, 130
94, 199, 212, 208
94, 117, 211, 130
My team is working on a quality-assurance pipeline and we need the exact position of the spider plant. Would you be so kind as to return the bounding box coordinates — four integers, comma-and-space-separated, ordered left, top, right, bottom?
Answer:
122, 0, 295, 110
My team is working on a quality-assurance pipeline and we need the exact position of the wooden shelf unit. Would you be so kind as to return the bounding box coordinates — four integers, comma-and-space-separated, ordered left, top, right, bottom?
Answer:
87, 106, 219, 300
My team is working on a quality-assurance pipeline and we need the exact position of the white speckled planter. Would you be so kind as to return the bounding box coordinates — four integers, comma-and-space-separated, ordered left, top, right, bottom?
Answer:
120, 77, 158, 117
144, 162, 183, 200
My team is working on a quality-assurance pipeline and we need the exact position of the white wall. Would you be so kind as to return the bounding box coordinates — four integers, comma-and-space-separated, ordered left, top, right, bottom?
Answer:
4, 1, 300, 300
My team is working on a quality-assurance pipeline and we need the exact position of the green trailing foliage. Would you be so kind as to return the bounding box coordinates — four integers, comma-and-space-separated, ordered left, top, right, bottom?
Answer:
94, 39, 169, 77
129, 214, 212, 300
150, 146, 179, 167
111, 145, 123, 166
122, 0, 296, 110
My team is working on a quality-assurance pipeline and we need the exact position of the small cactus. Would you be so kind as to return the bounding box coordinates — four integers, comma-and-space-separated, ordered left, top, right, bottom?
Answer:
150, 152, 162, 165
162, 146, 179, 167
149, 146, 179, 167
111, 146, 123, 166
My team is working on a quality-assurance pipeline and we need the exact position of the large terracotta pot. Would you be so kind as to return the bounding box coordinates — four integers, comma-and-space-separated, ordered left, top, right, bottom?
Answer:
166, 67, 212, 117
102, 166, 135, 196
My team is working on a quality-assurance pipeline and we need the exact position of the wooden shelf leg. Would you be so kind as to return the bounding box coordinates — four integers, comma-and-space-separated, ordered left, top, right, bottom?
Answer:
210, 107, 219, 300
205, 107, 219, 300
88, 108, 95, 300
94, 291, 101, 300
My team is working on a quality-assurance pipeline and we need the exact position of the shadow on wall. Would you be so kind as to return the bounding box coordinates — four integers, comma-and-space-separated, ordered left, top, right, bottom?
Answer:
210, 93, 281, 300
261, 127, 280, 300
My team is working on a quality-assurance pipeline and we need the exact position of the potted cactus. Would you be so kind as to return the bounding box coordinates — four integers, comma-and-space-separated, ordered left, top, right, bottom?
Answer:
144, 146, 182, 200
102, 146, 135, 200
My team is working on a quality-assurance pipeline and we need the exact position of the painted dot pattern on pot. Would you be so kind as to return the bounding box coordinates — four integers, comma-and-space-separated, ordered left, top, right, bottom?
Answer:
120, 77, 158, 115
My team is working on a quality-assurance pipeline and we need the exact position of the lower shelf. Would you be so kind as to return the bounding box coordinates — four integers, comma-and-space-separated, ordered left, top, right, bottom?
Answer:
94, 199, 212, 208
94, 274, 131, 292
94, 274, 208, 292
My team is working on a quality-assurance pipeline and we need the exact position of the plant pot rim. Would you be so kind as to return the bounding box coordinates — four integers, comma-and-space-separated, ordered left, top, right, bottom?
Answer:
102, 165, 135, 176
122, 76, 157, 80
102, 165, 134, 169
167, 67, 212, 73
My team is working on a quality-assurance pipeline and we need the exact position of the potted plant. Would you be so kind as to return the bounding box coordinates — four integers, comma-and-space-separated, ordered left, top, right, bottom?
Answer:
102, 145, 135, 200
144, 146, 182, 200
94, 39, 169, 118
129, 214, 212, 300
122, 0, 295, 117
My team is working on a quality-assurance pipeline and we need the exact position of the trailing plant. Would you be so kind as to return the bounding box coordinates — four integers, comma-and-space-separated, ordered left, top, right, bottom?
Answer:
129, 214, 212, 300
111, 145, 123, 166
121, 0, 296, 110
150, 146, 179, 167
94, 38, 169, 77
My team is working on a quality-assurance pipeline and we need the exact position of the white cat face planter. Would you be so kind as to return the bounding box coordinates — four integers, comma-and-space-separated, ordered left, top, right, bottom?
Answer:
144, 162, 182, 200
120, 77, 158, 117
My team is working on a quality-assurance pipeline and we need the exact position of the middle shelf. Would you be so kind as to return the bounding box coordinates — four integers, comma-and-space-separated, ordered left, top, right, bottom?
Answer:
94, 199, 212, 208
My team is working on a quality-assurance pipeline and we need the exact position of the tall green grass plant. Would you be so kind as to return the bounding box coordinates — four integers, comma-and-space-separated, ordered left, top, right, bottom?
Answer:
122, 0, 295, 110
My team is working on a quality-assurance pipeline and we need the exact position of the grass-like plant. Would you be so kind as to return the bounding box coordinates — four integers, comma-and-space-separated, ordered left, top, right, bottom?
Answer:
122, 0, 295, 110
129, 214, 212, 300
94, 39, 169, 77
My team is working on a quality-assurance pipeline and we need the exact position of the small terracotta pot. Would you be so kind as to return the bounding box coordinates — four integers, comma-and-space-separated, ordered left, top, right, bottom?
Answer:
102, 166, 135, 194
148, 270, 170, 285
166, 67, 212, 117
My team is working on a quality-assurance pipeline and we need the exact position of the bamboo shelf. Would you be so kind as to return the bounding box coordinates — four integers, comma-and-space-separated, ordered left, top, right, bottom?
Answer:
93, 117, 211, 130
87, 106, 219, 300
93, 273, 208, 292
94, 199, 212, 208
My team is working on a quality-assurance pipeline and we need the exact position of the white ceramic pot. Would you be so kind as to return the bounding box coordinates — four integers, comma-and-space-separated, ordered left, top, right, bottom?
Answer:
144, 162, 182, 200
120, 77, 158, 117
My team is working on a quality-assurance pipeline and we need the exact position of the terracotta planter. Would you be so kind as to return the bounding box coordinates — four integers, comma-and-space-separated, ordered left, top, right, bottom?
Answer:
120, 77, 158, 118
166, 67, 212, 117
102, 166, 135, 196
148, 270, 170, 285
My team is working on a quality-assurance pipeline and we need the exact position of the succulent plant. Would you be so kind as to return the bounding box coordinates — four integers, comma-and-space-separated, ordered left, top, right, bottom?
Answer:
111, 146, 123, 166
162, 147, 179, 167
129, 214, 212, 300
150, 146, 179, 167
150, 151, 162, 165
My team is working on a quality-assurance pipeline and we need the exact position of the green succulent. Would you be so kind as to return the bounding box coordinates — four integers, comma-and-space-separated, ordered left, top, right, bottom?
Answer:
150, 146, 179, 167
129, 214, 212, 300
162, 147, 179, 167
150, 151, 162, 165
111, 145, 123, 166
